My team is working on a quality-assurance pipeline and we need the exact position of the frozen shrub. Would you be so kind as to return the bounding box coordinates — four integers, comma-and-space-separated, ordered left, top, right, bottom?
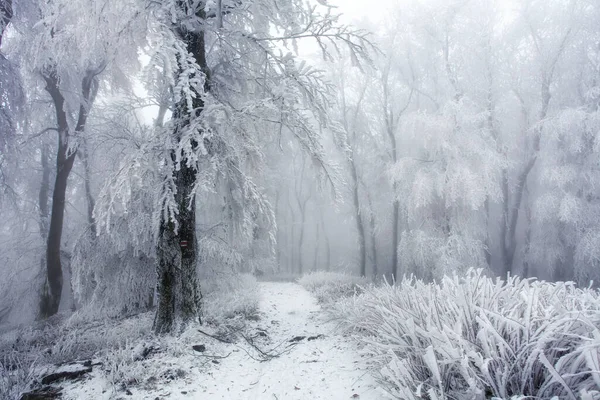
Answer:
202, 272, 260, 324
72, 234, 155, 319
330, 269, 600, 399
0, 351, 36, 400
298, 271, 369, 303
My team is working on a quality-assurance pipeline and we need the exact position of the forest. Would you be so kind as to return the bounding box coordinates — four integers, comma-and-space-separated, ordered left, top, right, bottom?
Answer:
2, 0, 600, 399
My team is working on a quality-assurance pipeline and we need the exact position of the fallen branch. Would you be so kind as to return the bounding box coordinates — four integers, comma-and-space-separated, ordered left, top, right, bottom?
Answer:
193, 352, 232, 359
198, 329, 233, 344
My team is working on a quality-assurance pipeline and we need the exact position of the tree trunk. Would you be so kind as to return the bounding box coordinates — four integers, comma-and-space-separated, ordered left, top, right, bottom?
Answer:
504, 22, 570, 273
382, 73, 401, 280
350, 162, 366, 276
40, 69, 97, 318
154, 6, 210, 334
38, 141, 51, 313
320, 209, 330, 271
154, 161, 201, 333
275, 189, 281, 272
293, 155, 309, 275
38, 142, 51, 241
391, 197, 399, 279
312, 219, 319, 271
364, 190, 378, 277
339, 74, 368, 277
40, 71, 74, 317
522, 186, 532, 278
287, 191, 296, 274
296, 195, 309, 275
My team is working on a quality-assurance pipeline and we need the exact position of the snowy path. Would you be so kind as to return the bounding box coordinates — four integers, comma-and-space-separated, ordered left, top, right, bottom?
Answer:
191, 282, 381, 400
62, 282, 381, 400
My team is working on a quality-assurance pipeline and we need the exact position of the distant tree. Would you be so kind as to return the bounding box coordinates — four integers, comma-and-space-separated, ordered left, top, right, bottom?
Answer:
9, 0, 145, 317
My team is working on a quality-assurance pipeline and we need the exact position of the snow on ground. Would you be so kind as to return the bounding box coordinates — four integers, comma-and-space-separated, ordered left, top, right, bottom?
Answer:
61, 282, 382, 400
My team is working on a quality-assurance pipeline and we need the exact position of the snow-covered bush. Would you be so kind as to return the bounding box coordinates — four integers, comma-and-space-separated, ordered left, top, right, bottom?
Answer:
330, 269, 600, 399
299, 271, 369, 303
202, 273, 260, 324
72, 199, 156, 319
0, 350, 36, 400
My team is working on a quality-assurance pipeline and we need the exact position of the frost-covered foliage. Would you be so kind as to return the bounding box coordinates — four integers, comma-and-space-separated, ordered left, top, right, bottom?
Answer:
202, 272, 260, 324
12, 0, 145, 97
298, 271, 368, 303
0, 312, 153, 368
0, 311, 154, 399
330, 270, 600, 399
72, 238, 155, 318
95, 0, 372, 293
0, 54, 23, 172
74, 132, 157, 317
0, 350, 36, 400
390, 99, 504, 279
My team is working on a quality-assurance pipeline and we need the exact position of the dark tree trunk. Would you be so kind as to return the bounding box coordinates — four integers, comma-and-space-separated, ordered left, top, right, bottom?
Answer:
40, 71, 72, 318
154, 5, 209, 334
38, 142, 51, 312
154, 161, 201, 333
39, 143, 51, 241
40, 68, 97, 318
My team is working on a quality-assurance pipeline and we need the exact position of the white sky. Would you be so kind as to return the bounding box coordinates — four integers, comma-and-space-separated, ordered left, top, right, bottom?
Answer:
329, 0, 398, 23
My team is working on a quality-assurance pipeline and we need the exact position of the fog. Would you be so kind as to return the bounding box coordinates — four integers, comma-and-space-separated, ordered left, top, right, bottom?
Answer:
1, 0, 599, 329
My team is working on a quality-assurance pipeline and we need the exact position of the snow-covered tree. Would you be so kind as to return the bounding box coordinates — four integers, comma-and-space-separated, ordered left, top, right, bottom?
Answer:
7, 0, 146, 317
95, 0, 372, 333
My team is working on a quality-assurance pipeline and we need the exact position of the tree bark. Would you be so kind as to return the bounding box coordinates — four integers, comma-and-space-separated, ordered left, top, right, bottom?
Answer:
154, 5, 209, 334
154, 161, 200, 333
38, 143, 51, 241
40, 68, 97, 318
